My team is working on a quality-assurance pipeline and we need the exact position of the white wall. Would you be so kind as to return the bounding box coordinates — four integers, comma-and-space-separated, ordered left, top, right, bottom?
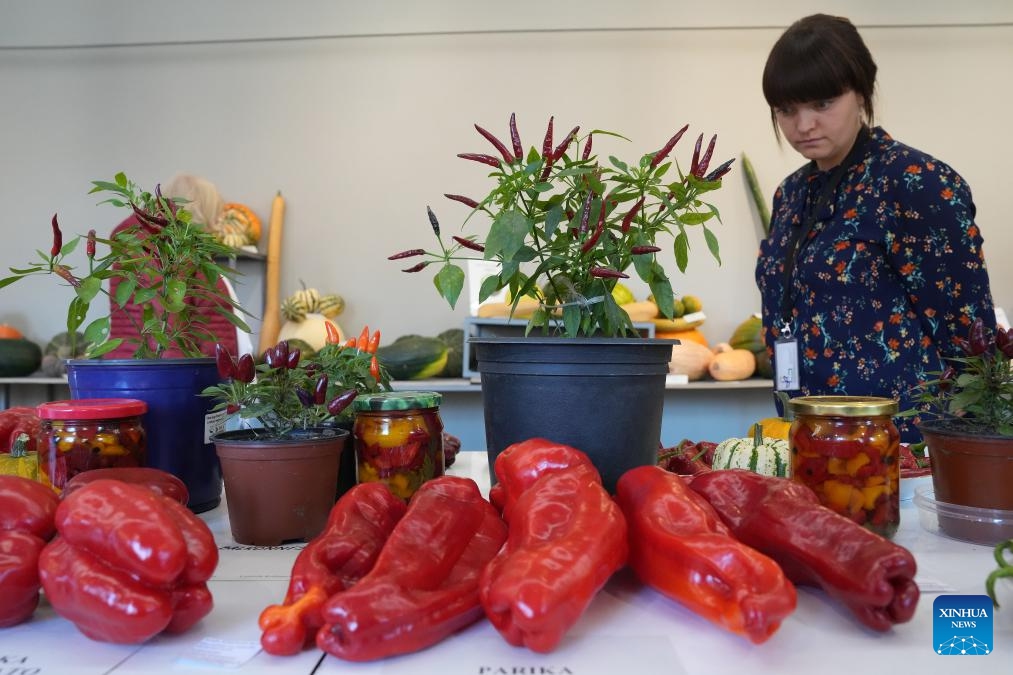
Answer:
2, 1, 1011, 350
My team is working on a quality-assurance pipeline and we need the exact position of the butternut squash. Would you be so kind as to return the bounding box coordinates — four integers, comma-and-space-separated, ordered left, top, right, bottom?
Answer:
622, 300, 659, 322
708, 346, 756, 381
669, 340, 714, 381
656, 329, 708, 348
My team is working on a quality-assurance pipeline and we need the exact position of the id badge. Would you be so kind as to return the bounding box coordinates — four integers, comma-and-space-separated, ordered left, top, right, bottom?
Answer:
774, 337, 800, 391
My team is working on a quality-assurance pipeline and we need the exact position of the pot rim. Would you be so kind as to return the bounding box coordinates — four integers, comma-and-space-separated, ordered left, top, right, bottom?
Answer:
212, 426, 348, 446
468, 336, 678, 346
916, 418, 1013, 443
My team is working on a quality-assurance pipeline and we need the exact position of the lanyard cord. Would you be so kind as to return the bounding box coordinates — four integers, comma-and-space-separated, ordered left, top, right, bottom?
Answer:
778, 126, 871, 334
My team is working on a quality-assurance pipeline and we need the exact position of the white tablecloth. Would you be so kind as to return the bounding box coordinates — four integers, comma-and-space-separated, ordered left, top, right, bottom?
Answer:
4, 452, 1010, 674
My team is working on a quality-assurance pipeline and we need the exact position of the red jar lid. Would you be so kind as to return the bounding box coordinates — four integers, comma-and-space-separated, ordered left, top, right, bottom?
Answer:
37, 398, 148, 420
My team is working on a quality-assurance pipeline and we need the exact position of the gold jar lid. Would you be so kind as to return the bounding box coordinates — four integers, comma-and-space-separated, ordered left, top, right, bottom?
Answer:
786, 395, 898, 417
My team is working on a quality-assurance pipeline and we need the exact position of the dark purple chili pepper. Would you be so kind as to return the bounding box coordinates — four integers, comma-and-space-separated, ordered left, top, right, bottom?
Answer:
402, 262, 429, 273
287, 348, 301, 370
474, 124, 514, 164
457, 153, 501, 168
650, 123, 690, 169
551, 126, 580, 162
314, 374, 329, 405
236, 354, 256, 383
621, 197, 645, 233
86, 229, 97, 259
690, 133, 704, 176
969, 318, 988, 356
1002, 341, 1013, 359
327, 389, 359, 417
582, 134, 593, 161
996, 326, 1011, 351
694, 134, 717, 178
444, 193, 480, 208
631, 245, 662, 255
215, 343, 237, 379
264, 347, 280, 369
50, 214, 63, 257
388, 249, 426, 260
581, 203, 606, 253
938, 365, 957, 391
427, 206, 441, 236
452, 236, 485, 252
954, 337, 973, 356
703, 158, 735, 182
509, 113, 522, 161
131, 203, 169, 228
578, 192, 594, 233
589, 266, 629, 279
296, 388, 314, 408
542, 116, 554, 159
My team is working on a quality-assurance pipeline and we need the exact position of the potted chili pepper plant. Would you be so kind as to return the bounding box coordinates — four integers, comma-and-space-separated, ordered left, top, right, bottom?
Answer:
202, 327, 391, 546
910, 317, 1013, 543
391, 114, 734, 492
1, 173, 251, 512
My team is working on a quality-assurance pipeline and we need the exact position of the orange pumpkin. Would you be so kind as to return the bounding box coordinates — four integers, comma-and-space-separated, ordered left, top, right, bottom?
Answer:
216, 202, 262, 244
656, 328, 708, 348
0, 324, 24, 339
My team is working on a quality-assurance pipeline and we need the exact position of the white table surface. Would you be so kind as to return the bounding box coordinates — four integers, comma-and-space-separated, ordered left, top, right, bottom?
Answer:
3, 452, 1010, 674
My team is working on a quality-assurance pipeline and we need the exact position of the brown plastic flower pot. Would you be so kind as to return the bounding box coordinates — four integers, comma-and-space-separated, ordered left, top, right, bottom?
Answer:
918, 420, 1013, 543
214, 428, 347, 546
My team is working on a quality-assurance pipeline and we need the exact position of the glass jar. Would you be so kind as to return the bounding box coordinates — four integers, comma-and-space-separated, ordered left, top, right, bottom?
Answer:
352, 391, 444, 500
787, 395, 901, 538
36, 398, 148, 492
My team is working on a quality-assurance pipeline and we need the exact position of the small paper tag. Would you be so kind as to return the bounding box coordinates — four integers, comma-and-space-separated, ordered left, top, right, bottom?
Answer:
774, 338, 800, 391
178, 637, 261, 668
204, 409, 228, 444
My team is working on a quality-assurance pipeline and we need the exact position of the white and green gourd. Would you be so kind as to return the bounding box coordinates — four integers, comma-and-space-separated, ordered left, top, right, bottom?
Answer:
711, 423, 790, 477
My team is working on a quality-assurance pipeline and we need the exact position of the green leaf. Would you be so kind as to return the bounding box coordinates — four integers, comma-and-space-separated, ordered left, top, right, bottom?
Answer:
679, 211, 715, 226
0, 275, 27, 290
562, 303, 581, 337
83, 316, 111, 346
86, 338, 122, 359
114, 278, 137, 307
703, 225, 721, 265
545, 204, 564, 239
76, 275, 102, 303
60, 237, 81, 256
435, 263, 465, 308
609, 156, 629, 172
484, 210, 530, 262
673, 231, 689, 273
163, 279, 187, 313
67, 296, 89, 332
479, 274, 502, 303
134, 287, 158, 304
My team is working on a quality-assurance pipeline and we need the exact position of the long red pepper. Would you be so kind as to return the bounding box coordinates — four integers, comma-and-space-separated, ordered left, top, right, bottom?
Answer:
444, 193, 480, 208
582, 133, 593, 160
552, 126, 580, 161
258, 483, 407, 656
452, 235, 485, 252
650, 123, 690, 168
318, 476, 507, 661
621, 197, 645, 233
50, 214, 63, 257
509, 112, 523, 161
474, 124, 514, 164
457, 153, 501, 168
581, 203, 606, 253
616, 466, 796, 644
689, 470, 919, 632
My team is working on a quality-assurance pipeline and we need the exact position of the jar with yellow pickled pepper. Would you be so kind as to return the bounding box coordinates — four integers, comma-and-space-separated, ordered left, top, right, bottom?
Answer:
36, 398, 147, 492
787, 396, 901, 538
352, 391, 444, 500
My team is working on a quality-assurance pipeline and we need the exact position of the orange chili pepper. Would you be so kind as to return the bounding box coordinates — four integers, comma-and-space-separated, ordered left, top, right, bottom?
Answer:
344, 338, 357, 348
370, 356, 380, 381
356, 326, 370, 351
367, 330, 381, 354
324, 322, 340, 345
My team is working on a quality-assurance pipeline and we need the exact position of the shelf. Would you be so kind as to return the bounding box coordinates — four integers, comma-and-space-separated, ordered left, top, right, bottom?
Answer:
389, 377, 773, 393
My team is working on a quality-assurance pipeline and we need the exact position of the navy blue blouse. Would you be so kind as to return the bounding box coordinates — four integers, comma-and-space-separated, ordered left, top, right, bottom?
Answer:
755, 126, 994, 442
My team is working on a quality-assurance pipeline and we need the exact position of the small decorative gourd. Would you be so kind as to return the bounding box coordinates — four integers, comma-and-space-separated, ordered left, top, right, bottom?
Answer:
712, 423, 790, 477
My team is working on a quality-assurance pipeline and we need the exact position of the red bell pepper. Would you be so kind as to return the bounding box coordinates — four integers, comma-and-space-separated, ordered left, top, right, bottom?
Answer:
616, 465, 796, 644
481, 440, 627, 653
0, 407, 43, 455
317, 476, 507, 661
38, 479, 219, 643
487, 437, 600, 521
689, 469, 919, 631
0, 475, 60, 627
258, 482, 408, 656
62, 467, 190, 505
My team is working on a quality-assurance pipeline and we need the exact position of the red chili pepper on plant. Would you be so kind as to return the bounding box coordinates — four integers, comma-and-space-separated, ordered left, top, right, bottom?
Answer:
444, 194, 480, 209
589, 266, 629, 279
50, 214, 63, 257
457, 153, 501, 168
541, 116, 554, 159
474, 123, 514, 164
325, 322, 341, 345
287, 349, 301, 370
327, 389, 358, 417
215, 343, 237, 379
690, 133, 704, 176
621, 197, 645, 233
694, 134, 717, 177
86, 229, 97, 259
703, 158, 735, 182
631, 245, 662, 255
551, 126, 580, 162
370, 356, 381, 382
509, 112, 523, 161
582, 133, 593, 160
367, 330, 381, 354
236, 354, 255, 383
452, 236, 485, 252
401, 262, 429, 273
968, 317, 989, 356
314, 375, 329, 405
581, 204, 606, 253
388, 249, 426, 260
649, 123, 690, 169
53, 264, 80, 287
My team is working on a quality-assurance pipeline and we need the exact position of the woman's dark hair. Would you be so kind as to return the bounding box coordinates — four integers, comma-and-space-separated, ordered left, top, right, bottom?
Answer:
762, 14, 877, 137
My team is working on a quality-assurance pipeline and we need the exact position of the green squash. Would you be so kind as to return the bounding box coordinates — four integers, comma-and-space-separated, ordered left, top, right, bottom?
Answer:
376, 335, 449, 380
0, 338, 43, 377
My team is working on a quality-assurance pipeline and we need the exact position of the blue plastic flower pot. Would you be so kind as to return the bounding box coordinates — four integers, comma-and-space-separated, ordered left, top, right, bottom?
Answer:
66, 358, 224, 512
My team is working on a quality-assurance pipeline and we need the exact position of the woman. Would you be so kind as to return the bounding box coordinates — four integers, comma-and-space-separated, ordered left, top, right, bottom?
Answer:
755, 14, 995, 442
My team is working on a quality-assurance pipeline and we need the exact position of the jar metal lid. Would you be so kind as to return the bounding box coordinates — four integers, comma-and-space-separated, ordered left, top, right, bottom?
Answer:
787, 395, 898, 417
352, 391, 442, 412
37, 398, 148, 420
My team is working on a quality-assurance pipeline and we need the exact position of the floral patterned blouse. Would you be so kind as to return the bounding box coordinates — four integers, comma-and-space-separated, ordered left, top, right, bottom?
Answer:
755, 126, 994, 442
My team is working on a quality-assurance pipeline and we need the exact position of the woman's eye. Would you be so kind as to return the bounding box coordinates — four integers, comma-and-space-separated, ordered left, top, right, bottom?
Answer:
775, 106, 795, 116
814, 99, 834, 111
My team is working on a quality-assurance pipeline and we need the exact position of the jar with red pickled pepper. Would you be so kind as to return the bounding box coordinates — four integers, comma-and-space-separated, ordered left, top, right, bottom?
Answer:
36, 398, 148, 493
351, 391, 444, 500
786, 395, 901, 538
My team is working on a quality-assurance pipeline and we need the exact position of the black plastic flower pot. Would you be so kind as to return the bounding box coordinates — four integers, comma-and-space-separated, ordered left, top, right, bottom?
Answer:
471, 336, 675, 493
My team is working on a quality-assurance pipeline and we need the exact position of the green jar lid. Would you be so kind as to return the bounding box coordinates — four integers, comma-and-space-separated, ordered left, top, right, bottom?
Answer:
787, 395, 898, 417
352, 391, 442, 412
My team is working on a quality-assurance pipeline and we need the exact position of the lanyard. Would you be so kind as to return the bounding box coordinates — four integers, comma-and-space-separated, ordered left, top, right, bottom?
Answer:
778, 126, 870, 334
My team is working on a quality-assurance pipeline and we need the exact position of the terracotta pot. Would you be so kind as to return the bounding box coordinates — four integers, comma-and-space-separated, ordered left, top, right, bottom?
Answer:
918, 420, 1013, 543
214, 427, 347, 546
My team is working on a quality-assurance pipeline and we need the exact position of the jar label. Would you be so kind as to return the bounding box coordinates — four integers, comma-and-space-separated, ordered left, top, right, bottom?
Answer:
205, 410, 228, 443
